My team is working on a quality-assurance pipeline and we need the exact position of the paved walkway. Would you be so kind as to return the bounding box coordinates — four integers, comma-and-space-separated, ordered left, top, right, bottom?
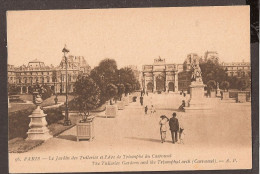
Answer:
23, 93, 251, 152
9, 93, 252, 173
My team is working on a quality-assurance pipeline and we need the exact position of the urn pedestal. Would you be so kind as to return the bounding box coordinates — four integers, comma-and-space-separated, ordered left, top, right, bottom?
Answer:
26, 106, 52, 140
117, 101, 125, 110
216, 89, 221, 97
105, 105, 118, 117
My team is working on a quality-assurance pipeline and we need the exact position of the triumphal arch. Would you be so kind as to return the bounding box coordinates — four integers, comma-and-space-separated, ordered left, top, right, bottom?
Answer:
142, 57, 182, 93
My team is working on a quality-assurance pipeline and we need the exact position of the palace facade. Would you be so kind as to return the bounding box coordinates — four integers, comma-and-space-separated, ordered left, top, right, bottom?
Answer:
220, 61, 250, 78
8, 56, 91, 94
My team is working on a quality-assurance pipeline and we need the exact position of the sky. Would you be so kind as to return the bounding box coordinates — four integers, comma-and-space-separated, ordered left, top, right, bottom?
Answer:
7, 6, 250, 70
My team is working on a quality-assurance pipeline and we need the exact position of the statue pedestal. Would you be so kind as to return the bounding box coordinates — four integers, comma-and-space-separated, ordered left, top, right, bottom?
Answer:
26, 106, 52, 141
216, 89, 221, 97
185, 82, 211, 113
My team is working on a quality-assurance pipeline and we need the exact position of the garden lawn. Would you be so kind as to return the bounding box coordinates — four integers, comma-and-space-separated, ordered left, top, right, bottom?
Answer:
8, 103, 35, 113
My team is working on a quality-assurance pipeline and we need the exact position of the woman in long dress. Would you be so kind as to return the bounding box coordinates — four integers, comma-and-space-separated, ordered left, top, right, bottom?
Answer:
159, 115, 169, 143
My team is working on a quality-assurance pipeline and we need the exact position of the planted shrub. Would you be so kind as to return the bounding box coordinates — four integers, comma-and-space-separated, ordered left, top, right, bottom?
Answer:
8, 106, 64, 140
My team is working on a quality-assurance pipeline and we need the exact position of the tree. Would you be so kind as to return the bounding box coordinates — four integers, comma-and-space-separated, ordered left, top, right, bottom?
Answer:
41, 85, 53, 100
90, 59, 118, 105
116, 83, 125, 101
33, 83, 52, 100
72, 76, 101, 120
97, 58, 118, 85
207, 80, 216, 91
220, 81, 230, 92
8, 83, 20, 95
236, 79, 249, 91
199, 60, 227, 84
124, 83, 132, 95
105, 83, 118, 105
118, 67, 139, 93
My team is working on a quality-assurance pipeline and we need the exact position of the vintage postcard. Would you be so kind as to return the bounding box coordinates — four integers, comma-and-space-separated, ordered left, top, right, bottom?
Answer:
7, 6, 251, 173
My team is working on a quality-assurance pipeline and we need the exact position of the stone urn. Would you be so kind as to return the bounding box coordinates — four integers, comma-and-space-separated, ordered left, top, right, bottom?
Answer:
26, 92, 52, 141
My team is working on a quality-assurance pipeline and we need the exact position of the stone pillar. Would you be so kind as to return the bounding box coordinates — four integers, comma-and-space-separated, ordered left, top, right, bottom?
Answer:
153, 75, 156, 93
26, 86, 29, 93
174, 73, 178, 92
165, 74, 168, 92
20, 86, 23, 94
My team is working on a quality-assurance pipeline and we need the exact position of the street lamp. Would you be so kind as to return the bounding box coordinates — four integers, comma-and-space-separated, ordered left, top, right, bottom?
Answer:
62, 45, 71, 126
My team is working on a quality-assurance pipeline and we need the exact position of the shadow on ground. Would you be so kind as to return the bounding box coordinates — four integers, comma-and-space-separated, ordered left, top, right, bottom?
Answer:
57, 135, 77, 142
125, 137, 162, 143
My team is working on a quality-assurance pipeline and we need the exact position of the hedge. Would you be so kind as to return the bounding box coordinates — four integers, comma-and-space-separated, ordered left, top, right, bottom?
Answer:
8, 106, 64, 140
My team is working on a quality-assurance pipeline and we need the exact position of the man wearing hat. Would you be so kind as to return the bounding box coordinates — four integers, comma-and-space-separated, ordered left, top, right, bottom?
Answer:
169, 112, 179, 144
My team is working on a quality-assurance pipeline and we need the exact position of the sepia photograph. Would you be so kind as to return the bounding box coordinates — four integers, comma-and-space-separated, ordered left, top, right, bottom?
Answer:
7, 6, 252, 173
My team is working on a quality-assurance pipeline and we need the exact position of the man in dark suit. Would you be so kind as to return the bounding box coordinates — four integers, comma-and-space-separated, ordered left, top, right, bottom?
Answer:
140, 96, 143, 106
169, 112, 179, 144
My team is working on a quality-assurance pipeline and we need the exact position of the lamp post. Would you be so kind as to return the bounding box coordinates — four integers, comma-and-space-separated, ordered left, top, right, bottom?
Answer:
62, 45, 71, 126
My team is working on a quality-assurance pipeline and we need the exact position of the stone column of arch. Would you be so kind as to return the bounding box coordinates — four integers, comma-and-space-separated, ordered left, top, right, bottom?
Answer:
165, 72, 168, 92
174, 72, 178, 92
153, 74, 156, 93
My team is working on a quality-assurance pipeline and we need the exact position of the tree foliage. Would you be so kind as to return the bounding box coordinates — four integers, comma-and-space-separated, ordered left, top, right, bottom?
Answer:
73, 76, 101, 118
199, 60, 227, 84
33, 83, 53, 100
116, 83, 125, 101
8, 84, 20, 95
118, 67, 140, 93
124, 83, 133, 95
106, 83, 118, 105
207, 80, 216, 91
220, 81, 230, 91
89, 59, 140, 105
236, 79, 249, 91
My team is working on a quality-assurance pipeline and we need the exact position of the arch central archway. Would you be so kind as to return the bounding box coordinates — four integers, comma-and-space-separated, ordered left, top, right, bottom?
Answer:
156, 75, 165, 92
147, 82, 153, 92
168, 82, 174, 92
